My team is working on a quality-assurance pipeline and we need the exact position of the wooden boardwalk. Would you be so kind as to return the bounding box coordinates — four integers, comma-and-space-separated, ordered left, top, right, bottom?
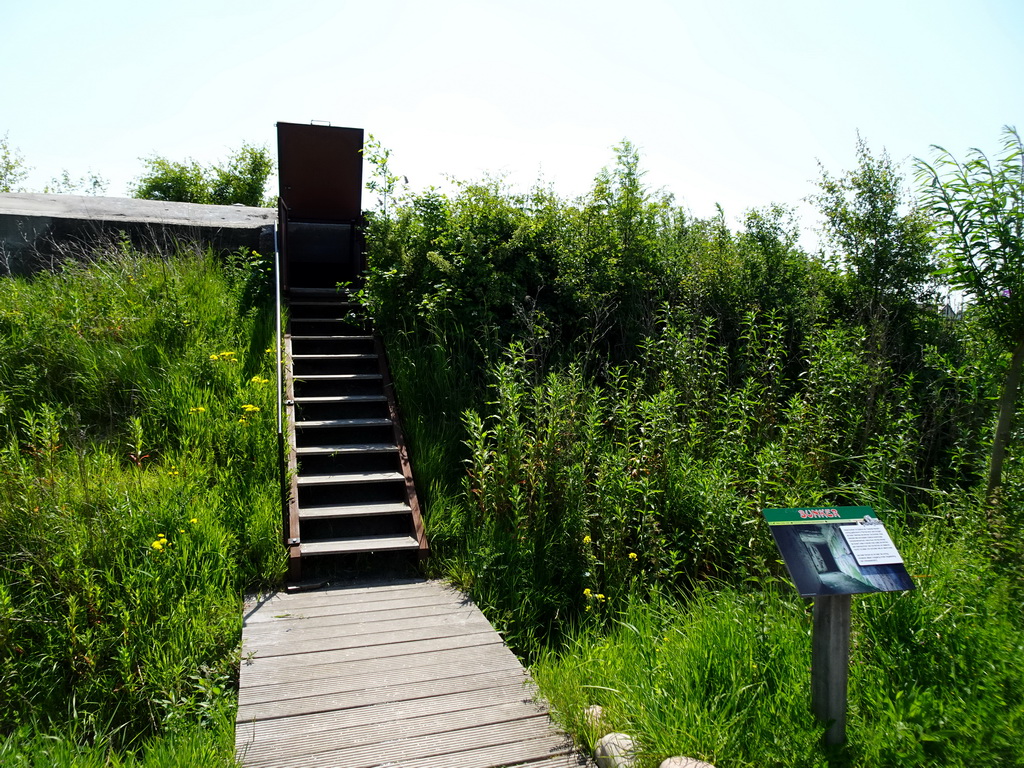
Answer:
235, 578, 589, 768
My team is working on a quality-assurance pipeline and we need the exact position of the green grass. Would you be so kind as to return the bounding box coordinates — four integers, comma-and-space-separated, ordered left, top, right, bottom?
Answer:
0, 244, 284, 762
533, 527, 1024, 767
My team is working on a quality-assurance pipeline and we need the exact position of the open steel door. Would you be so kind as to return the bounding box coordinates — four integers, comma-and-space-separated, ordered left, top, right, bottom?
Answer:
276, 122, 364, 289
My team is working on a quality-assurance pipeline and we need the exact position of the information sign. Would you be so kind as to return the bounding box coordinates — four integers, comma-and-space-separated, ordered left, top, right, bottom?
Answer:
762, 506, 913, 597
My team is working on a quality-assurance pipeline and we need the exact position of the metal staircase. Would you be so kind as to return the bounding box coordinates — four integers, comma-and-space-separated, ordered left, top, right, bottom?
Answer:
275, 123, 427, 580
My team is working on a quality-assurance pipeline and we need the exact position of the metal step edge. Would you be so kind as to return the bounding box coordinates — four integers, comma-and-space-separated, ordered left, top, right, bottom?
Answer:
292, 354, 378, 360
296, 471, 406, 485
290, 335, 375, 341
295, 418, 393, 428
293, 374, 382, 381
287, 287, 350, 295
295, 443, 399, 454
293, 395, 387, 403
300, 535, 420, 556
298, 502, 411, 520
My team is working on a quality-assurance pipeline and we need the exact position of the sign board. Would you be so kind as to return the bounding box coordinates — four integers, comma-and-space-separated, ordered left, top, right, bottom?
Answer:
762, 506, 914, 597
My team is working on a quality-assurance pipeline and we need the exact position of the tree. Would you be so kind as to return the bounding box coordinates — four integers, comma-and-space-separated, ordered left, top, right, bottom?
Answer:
131, 143, 274, 207
916, 126, 1024, 504
1, 133, 29, 193
814, 135, 935, 322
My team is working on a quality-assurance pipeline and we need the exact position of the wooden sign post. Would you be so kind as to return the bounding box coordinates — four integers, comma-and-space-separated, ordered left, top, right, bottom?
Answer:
762, 506, 914, 747
811, 593, 851, 745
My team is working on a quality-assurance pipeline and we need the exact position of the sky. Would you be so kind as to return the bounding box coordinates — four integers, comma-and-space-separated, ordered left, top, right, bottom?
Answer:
2, 0, 1022, 247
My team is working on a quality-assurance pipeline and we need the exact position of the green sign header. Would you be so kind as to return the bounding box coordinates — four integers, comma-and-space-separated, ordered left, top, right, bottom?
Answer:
762, 506, 875, 526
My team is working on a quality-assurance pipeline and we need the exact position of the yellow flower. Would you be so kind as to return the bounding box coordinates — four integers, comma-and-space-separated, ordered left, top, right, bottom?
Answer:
596, 593, 606, 602
151, 540, 164, 551
241, 404, 260, 413
582, 535, 591, 545
583, 588, 592, 598
178, 529, 185, 533
628, 552, 637, 560
250, 375, 269, 384
189, 518, 198, 524
189, 406, 206, 413
209, 354, 219, 360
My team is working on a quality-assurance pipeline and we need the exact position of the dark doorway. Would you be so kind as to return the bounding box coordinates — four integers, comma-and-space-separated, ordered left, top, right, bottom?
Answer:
276, 122, 364, 290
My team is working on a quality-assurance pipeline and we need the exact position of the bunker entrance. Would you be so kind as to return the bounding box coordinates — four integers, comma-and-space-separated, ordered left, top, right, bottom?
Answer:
276, 122, 364, 290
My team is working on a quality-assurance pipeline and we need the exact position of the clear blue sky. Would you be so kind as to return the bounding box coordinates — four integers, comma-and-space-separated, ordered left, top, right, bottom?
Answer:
3, 0, 1021, 243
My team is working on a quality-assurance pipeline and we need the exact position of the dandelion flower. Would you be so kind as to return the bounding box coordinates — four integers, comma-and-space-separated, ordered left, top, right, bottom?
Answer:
209, 354, 219, 360
189, 406, 206, 414
190, 518, 198, 524
583, 588, 592, 598
250, 375, 269, 384
582, 535, 591, 545
151, 541, 164, 551
241, 404, 260, 413
628, 552, 637, 560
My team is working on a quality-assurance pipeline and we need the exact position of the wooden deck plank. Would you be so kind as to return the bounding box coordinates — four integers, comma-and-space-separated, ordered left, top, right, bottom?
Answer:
241, 719, 570, 768
241, 606, 490, 651
238, 702, 551, 754
238, 686, 544, 739
239, 632, 506, 685
241, 600, 481, 635
238, 630, 525, 702
237, 669, 532, 722
242, 590, 460, 623
236, 579, 589, 767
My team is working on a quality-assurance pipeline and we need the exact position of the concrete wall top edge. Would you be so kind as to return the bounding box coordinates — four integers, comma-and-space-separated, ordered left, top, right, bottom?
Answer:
0, 193, 277, 229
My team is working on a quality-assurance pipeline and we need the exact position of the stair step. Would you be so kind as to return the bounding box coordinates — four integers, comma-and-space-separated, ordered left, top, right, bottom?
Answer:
300, 534, 420, 556
296, 443, 398, 455
288, 287, 349, 296
296, 471, 405, 485
298, 502, 411, 520
290, 335, 375, 342
292, 354, 378, 360
289, 300, 355, 307
295, 418, 392, 429
292, 318, 361, 324
293, 374, 381, 381
293, 394, 386, 404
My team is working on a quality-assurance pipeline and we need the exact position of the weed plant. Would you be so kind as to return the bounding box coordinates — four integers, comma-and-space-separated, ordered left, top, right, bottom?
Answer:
0, 243, 283, 764
362, 141, 1024, 765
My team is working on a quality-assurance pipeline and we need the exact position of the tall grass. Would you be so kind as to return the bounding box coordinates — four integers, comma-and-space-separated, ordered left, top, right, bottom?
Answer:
363, 144, 1024, 766
0, 243, 284, 762
533, 527, 1024, 767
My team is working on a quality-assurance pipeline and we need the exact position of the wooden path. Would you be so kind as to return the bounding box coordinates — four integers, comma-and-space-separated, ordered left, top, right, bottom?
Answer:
235, 578, 589, 768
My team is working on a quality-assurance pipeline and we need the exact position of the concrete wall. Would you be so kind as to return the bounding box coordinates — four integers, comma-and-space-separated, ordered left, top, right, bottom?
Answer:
0, 193, 276, 275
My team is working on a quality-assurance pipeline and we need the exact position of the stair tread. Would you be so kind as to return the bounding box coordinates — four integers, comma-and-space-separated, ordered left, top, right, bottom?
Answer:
300, 535, 420, 556
296, 471, 405, 485
290, 334, 375, 341
293, 394, 387, 403
288, 287, 349, 296
296, 443, 398, 454
292, 354, 378, 359
291, 317, 360, 323
294, 376, 382, 382
298, 502, 411, 520
295, 418, 392, 428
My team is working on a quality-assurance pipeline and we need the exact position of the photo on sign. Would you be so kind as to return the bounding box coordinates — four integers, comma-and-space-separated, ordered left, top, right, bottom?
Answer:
768, 515, 914, 597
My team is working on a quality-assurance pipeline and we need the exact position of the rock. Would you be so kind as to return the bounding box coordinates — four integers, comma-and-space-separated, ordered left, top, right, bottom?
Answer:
659, 757, 716, 768
595, 732, 636, 768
